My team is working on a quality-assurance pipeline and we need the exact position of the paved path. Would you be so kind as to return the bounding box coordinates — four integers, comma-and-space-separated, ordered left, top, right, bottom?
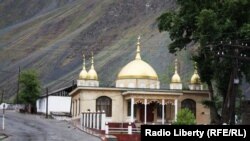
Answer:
0, 110, 101, 141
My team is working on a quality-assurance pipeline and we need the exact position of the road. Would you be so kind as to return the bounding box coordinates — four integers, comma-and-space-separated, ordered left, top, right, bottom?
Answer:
0, 110, 101, 141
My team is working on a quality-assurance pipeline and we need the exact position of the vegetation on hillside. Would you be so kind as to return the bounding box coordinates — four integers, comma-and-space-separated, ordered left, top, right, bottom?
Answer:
0, 0, 180, 99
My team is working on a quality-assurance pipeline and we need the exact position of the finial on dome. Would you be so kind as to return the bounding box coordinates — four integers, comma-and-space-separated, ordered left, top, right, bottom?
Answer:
83, 54, 86, 70
79, 53, 88, 80
91, 52, 94, 69
171, 58, 181, 83
194, 62, 198, 73
174, 58, 178, 74
190, 62, 201, 84
135, 35, 141, 60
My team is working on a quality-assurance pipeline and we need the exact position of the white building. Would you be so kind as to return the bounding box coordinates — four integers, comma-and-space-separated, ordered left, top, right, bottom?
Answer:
36, 86, 74, 115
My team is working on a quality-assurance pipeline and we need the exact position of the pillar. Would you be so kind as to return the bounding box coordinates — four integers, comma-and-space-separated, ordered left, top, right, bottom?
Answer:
83, 113, 86, 127
96, 111, 100, 129
144, 99, 147, 124
93, 112, 96, 129
174, 99, 178, 122
131, 98, 134, 122
162, 99, 165, 124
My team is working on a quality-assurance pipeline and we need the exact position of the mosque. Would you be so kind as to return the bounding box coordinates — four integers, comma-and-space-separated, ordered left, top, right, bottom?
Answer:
69, 36, 210, 125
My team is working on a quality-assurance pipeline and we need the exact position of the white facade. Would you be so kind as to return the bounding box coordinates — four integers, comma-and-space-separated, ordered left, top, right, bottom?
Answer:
170, 83, 183, 90
36, 96, 71, 115
77, 79, 99, 87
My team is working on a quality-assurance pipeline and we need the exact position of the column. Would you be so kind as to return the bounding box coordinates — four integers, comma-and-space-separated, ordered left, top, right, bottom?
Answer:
96, 111, 100, 129
93, 112, 96, 129
90, 112, 92, 128
162, 99, 165, 124
144, 99, 147, 124
101, 111, 106, 130
130, 98, 134, 122
80, 113, 83, 129
83, 113, 86, 127
174, 99, 178, 122
86, 112, 89, 127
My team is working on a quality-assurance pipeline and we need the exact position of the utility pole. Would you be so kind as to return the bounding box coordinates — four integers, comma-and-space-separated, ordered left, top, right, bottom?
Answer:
46, 87, 48, 119
2, 103, 5, 130
16, 66, 20, 104
1, 89, 4, 104
209, 41, 250, 124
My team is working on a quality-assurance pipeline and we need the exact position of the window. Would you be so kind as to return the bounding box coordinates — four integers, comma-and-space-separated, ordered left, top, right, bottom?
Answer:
96, 96, 112, 117
157, 103, 166, 118
181, 99, 196, 117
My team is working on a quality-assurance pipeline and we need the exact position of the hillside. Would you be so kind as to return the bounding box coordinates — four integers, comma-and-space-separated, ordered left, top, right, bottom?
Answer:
0, 0, 248, 100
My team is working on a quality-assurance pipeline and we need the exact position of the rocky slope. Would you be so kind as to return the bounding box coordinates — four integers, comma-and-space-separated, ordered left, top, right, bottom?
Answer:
0, 0, 248, 100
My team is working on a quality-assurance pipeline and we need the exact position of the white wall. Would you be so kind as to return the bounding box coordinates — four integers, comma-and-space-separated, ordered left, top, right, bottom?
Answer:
36, 96, 71, 115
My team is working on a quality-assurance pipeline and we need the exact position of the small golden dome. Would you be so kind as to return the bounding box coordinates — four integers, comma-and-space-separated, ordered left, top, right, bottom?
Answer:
190, 62, 201, 84
87, 69, 98, 80
79, 70, 88, 79
87, 53, 98, 80
117, 36, 158, 80
171, 59, 181, 83
79, 54, 88, 79
171, 74, 181, 83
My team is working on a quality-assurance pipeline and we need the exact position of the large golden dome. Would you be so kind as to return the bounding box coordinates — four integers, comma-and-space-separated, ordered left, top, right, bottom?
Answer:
190, 62, 200, 84
117, 59, 158, 80
117, 36, 158, 80
79, 54, 88, 79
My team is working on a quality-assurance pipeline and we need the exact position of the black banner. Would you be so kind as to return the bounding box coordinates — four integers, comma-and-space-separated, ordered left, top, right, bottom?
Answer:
141, 125, 250, 140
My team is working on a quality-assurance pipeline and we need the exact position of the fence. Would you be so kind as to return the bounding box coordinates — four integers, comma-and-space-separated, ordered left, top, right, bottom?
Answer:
105, 122, 140, 135
80, 111, 106, 130
80, 111, 141, 134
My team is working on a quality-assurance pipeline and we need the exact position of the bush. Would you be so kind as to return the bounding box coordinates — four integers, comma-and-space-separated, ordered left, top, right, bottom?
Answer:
174, 108, 196, 125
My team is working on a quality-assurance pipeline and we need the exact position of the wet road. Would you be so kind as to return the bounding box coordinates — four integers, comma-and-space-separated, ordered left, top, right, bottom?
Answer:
0, 110, 100, 141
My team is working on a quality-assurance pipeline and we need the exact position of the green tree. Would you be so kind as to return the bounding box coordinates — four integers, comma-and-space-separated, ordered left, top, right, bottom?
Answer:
174, 108, 196, 125
19, 69, 41, 112
157, 0, 250, 124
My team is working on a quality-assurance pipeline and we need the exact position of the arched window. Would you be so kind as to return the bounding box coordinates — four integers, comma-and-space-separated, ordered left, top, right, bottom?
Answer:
96, 96, 112, 117
181, 99, 196, 117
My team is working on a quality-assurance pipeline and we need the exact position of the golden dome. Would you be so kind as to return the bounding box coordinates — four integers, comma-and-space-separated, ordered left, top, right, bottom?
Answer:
171, 59, 181, 83
117, 36, 158, 80
79, 54, 88, 79
190, 62, 201, 84
87, 53, 98, 80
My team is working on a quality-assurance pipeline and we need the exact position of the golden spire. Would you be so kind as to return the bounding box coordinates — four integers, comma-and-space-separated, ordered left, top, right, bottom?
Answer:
79, 53, 88, 79
87, 51, 98, 80
174, 58, 178, 74
82, 54, 86, 70
190, 62, 201, 84
194, 62, 198, 74
91, 52, 94, 69
171, 58, 181, 83
135, 35, 141, 60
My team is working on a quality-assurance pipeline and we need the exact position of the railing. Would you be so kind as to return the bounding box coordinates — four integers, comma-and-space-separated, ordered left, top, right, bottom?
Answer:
81, 111, 106, 130
105, 122, 140, 135
81, 111, 141, 134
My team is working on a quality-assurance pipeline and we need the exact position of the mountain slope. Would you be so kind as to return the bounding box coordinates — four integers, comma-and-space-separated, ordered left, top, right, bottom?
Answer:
0, 0, 212, 100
